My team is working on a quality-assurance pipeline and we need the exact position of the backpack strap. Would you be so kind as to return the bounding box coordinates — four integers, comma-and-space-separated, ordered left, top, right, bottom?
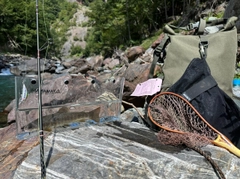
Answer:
182, 75, 217, 101
222, 16, 238, 31
199, 35, 208, 59
148, 34, 169, 78
167, 19, 206, 34
164, 25, 176, 35
197, 18, 206, 35
168, 24, 192, 31
165, 17, 237, 34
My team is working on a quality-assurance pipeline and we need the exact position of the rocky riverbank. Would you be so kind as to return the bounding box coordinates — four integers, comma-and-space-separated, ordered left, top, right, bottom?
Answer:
0, 46, 158, 131
1, 1, 240, 178
1, 43, 240, 179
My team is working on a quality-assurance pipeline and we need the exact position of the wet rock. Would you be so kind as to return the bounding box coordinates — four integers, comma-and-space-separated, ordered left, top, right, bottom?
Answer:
9, 58, 50, 75
55, 65, 65, 74
10, 66, 21, 76
0, 57, 10, 71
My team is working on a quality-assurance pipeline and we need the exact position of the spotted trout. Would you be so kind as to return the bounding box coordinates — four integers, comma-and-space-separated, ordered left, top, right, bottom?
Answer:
24, 106, 100, 132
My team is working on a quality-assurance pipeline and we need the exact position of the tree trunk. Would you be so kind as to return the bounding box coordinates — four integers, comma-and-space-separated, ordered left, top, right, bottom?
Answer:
172, 0, 175, 18
196, 0, 200, 6
125, 0, 131, 44
183, 0, 186, 15
164, 0, 168, 20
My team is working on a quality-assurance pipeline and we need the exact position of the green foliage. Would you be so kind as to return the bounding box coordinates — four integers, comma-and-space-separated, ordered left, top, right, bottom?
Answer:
0, 0, 77, 56
83, 0, 218, 57
83, 0, 176, 56
73, 36, 79, 41
0, 0, 222, 57
0, 0, 35, 52
235, 62, 240, 79
214, 11, 224, 19
140, 29, 163, 50
70, 45, 83, 56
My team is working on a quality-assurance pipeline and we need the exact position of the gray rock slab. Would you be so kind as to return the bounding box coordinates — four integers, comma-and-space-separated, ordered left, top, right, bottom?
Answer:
13, 121, 240, 179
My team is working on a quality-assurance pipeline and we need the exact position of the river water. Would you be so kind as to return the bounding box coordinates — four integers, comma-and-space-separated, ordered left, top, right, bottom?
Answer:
0, 68, 15, 127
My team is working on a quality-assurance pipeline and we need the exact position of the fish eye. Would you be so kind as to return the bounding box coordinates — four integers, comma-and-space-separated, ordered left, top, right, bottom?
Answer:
91, 79, 95, 84
64, 80, 69, 85
31, 79, 36, 84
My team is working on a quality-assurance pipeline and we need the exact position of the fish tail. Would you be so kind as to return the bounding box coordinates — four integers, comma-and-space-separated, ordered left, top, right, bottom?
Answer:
91, 107, 100, 122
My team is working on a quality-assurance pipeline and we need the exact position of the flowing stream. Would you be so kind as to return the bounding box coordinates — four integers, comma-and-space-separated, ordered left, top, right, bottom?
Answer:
0, 68, 15, 127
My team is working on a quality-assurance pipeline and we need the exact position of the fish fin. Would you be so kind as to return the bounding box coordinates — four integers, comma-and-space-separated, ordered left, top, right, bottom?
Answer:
91, 107, 100, 122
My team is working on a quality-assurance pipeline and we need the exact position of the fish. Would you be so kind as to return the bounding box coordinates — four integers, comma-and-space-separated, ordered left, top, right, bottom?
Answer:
24, 106, 100, 132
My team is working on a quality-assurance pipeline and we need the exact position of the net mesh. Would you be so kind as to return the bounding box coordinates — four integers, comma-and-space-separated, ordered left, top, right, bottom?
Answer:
157, 130, 211, 148
148, 93, 218, 148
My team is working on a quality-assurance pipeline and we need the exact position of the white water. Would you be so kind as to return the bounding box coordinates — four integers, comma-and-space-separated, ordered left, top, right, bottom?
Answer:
0, 68, 13, 75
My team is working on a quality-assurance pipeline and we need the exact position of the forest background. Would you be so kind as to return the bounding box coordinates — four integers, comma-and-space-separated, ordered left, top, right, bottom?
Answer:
0, 0, 223, 58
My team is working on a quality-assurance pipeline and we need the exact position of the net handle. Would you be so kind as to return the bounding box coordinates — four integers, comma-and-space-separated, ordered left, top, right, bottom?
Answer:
213, 135, 240, 157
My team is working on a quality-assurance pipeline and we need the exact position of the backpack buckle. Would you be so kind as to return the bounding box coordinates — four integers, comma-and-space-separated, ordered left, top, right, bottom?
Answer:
187, 22, 199, 30
199, 41, 208, 59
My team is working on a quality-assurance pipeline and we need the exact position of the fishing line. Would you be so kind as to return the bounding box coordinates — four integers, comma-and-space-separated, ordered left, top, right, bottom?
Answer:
24, 0, 28, 56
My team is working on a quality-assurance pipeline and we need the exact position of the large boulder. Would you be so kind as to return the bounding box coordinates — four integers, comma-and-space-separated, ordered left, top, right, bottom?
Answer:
120, 63, 161, 107
9, 57, 53, 76
7, 120, 240, 179
2, 103, 240, 179
126, 46, 145, 62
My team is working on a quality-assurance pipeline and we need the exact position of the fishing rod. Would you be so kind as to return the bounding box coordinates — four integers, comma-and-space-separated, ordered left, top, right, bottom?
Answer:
36, 0, 46, 178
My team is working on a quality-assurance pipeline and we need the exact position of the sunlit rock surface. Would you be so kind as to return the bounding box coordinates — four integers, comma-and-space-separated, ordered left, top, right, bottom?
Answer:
0, 124, 40, 179
13, 121, 240, 179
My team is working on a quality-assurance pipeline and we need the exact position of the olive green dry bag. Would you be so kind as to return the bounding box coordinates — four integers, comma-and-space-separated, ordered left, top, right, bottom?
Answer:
149, 17, 238, 98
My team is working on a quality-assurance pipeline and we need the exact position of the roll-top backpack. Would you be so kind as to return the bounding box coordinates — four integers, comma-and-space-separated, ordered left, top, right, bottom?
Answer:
149, 16, 238, 98
144, 17, 240, 147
